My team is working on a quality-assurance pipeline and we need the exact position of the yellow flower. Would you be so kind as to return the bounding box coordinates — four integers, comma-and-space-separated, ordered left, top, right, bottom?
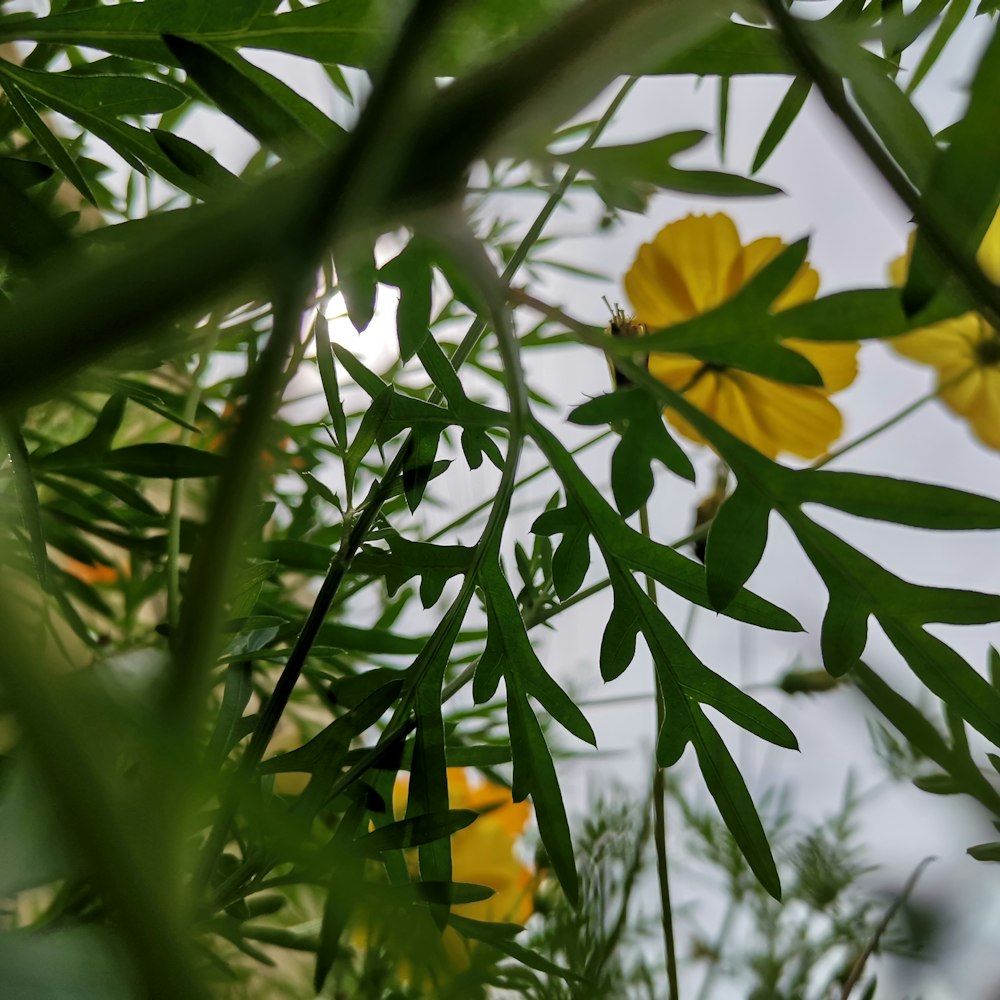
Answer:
624, 214, 859, 460
392, 768, 535, 928
349, 769, 534, 989
887, 211, 1000, 451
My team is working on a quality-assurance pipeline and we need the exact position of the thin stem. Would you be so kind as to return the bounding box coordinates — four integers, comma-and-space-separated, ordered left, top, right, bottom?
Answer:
167, 338, 217, 628
446, 74, 638, 373
427, 429, 612, 542
760, 0, 1000, 327
694, 898, 738, 1000
812, 369, 969, 469
640, 503, 680, 1000
840, 857, 934, 1000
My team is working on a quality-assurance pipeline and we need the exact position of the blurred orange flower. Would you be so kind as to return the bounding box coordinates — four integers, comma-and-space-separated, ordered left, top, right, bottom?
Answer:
624, 213, 859, 460
887, 211, 1000, 451
393, 768, 535, 928
60, 555, 121, 585
353, 768, 535, 986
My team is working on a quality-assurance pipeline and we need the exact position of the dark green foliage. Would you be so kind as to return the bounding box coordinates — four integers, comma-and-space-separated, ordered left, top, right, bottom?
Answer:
0, 1, 996, 997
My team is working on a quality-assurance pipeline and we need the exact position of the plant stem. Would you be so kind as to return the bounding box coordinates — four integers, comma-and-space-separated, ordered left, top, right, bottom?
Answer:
840, 857, 934, 999
640, 503, 680, 1000
759, 0, 1000, 327
426, 429, 612, 543
812, 370, 969, 469
167, 337, 216, 629
694, 898, 738, 1000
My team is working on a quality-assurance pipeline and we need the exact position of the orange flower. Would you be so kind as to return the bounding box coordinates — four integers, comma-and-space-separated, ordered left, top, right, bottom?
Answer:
393, 768, 535, 927
351, 769, 535, 986
60, 555, 120, 585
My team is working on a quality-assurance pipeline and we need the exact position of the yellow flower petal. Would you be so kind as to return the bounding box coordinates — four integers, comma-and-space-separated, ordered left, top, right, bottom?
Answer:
647, 352, 703, 389
733, 373, 845, 460
785, 338, 860, 393
890, 315, 980, 367
976, 209, 1000, 284
738, 236, 820, 310
960, 371, 1000, 450
625, 214, 744, 328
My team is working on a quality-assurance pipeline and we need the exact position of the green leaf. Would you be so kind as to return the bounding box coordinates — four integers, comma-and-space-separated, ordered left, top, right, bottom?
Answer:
1, 416, 48, 589
752, 76, 810, 173
558, 130, 780, 208
478, 558, 596, 746
150, 129, 241, 198
345, 387, 392, 486
37, 442, 222, 478
315, 623, 426, 656
629, 368, 1000, 747
571, 388, 695, 515
602, 565, 786, 896
402, 430, 440, 514
0, 57, 207, 192
653, 21, 794, 76
205, 662, 253, 765
600, 575, 641, 682
550, 506, 593, 601
1, 80, 95, 203
851, 662, 952, 765
968, 842, 1000, 863
0, 156, 53, 190
912, 773, 964, 795
619, 241, 825, 387
705, 484, 770, 611
380, 239, 433, 362
334, 238, 378, 333
0, 57, 184, 117
449, 913, 585, 983
315, 800, 366, 992
795, 471, 1000, 529
905, 0, 971, 95
630, 571, 796, 754
691, 710, 781, 899
902, 18, 1000, 314
261, 680, 403, 813
331, 343, 387, 399
368, 880, 496, 906
811, 22, 936, 189
356, 809, 477, 856
532, 418, 802, 634
314, 312, 348, 451
765, 288, 911, 343
507, 684, 579, 905
354, 536, 474, 608
789, 513, 1000, 744
163, 35, 321, 160
0, 172, 68, 265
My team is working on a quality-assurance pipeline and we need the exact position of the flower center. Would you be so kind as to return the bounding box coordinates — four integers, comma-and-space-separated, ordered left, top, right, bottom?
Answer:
974, 326, 1000, 367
